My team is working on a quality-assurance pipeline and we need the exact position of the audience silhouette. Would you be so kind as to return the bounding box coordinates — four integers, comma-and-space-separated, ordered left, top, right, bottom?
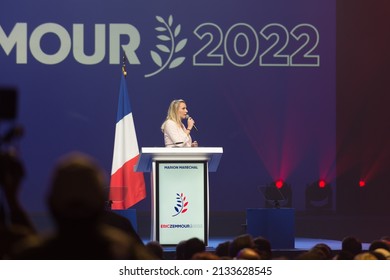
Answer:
338, 235, 362, 259
13, 152, 154, 260
0, 152, 37, 259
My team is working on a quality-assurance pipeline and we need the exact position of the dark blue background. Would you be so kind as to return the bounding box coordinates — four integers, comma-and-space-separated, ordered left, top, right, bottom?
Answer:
1, 1, 335, 216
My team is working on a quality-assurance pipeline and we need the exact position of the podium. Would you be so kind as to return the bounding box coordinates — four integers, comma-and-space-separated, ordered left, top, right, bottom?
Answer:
135, 147, 223, 246
246, 208, 295, 249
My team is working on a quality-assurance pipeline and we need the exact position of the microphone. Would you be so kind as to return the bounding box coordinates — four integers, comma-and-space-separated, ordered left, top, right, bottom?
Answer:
185, 115, 198, 131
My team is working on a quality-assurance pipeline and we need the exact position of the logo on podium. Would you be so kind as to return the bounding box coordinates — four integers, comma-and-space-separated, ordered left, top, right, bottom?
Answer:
173, 192, 189, 217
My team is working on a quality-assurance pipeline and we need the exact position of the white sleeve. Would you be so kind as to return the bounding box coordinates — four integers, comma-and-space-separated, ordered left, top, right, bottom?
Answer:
164, 121, 190, 147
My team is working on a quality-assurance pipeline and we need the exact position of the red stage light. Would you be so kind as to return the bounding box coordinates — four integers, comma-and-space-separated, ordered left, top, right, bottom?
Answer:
359, 180, 366, 187
275, 180, 284, 189
318, 180, 326, 188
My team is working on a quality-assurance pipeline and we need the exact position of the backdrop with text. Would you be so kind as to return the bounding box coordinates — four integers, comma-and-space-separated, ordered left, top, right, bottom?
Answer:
0, 0, 335, 214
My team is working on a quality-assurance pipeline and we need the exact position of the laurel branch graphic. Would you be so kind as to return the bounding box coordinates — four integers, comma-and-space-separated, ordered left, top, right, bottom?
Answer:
172, 192, 189, 217
144, 15, 187, 78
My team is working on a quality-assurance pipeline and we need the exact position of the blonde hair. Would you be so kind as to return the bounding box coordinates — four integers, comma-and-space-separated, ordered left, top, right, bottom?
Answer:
161, 99, 186, 132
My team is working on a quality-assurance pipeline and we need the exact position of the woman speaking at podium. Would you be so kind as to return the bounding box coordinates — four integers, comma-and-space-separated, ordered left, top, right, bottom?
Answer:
161, 99, 198, 147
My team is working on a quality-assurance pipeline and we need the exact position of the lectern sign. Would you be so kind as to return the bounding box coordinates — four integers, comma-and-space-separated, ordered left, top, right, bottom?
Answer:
156, 161, 207, 245
135, 147, 223, 246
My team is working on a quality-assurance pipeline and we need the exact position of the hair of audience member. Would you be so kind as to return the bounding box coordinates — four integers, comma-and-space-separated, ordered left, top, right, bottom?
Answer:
369, 240, 390, 252
215, 240, 230, 258
192, 251, 220, 260
374, 248, 390, 260
236, 248, 261, 260
297, 250, 322, 260
333, 250, 355, 260
175, 240, 186, 260
295, 249, 327, 260
354, 251, 384, 260
341, 236, 362, 256
253, 236, 272, 260
229, 234, 255, 258
312, 243, 333, 259
146, 241, 164, 259
183, 237, 206, 260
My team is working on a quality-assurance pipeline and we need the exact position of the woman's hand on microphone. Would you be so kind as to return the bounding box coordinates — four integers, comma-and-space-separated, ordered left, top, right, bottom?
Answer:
187, 117, 195, 129
187, 116, 195, 130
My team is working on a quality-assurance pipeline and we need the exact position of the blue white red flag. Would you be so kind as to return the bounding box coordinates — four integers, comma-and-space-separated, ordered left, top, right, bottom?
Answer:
109, 73, 146, 209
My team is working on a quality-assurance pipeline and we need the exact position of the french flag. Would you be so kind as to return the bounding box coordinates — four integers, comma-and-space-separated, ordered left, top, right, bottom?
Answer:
109, 73, 146, 209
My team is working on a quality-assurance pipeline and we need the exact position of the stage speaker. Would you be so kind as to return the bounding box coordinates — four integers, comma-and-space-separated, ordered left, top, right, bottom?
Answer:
305, 180, 333, 211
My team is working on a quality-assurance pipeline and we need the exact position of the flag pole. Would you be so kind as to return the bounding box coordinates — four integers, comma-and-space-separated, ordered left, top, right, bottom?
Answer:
122, 51, 128, 77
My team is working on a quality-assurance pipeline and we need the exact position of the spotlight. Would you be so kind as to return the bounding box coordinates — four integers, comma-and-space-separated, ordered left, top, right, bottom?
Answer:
305, 179, 333, 211
318, 179, 326, 188
261, 180, 292, 208
359, 180, 366, 187
275, 179, 284, 189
